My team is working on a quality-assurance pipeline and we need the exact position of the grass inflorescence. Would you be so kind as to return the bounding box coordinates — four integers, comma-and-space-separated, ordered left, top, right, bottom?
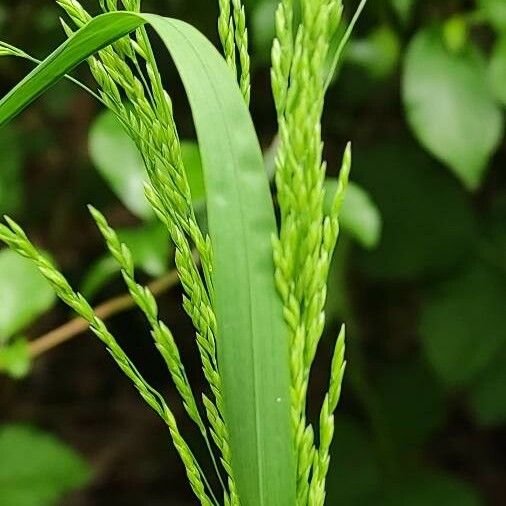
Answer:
0, 0, 361, 504
271, 0, 352, 504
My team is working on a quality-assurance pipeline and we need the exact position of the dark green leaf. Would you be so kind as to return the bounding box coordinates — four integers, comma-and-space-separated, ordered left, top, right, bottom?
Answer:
0, 424, 91, 506
152, 19, 295, 503
354, 139, 475, 280
468, 345, 506, 427
403, 27, 503, 189
326, 417, 381, 505
375, 359, 445, 452
325, 238, 350, 322
390, 0, 417, 25
0, 249, 56, 344
251, 0, 278, 64
478, 0, 506, 32
380, 470, 484, 506
0, 125, 23, 215
420, 261, 506, 387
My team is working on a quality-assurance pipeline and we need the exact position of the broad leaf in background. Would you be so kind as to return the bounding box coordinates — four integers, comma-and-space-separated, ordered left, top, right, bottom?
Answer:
0, 338, 30, 378
326, 417, 381, 505
468, 346, 506, 427
119, 223, 170, 277
0, 125, 23, 215
419, 261, 506, 387
354, 140, 475, 280
89, 109, 151, 219
380, 470, 484, 506
375, 359, 445, 454
0, 424, 91, 506
80, 256, 118, 299
326, 418, 484, 506
81, 222, 171, 298
465, 195, 506, 426
390, 0, 417, 25
325, 180, 382, 249
251, 0, 277, 64
325, 237, 350, 323
0, 249, 55, 344
89, 110, 205, 217
345, 26, 401, 79
478, 0, 506, 33
480, 194, 506, 279
403, 27, 503, 190
489, 35, 506, 107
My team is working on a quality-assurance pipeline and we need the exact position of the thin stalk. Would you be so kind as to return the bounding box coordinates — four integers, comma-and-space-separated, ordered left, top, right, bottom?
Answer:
29, 268, 179, 358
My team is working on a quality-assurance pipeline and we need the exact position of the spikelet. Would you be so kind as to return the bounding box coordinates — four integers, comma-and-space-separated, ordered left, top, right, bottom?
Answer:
271, 0, 352, 503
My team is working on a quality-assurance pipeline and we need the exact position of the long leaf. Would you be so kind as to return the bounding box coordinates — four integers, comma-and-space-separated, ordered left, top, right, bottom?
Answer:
0, 12, 295, 506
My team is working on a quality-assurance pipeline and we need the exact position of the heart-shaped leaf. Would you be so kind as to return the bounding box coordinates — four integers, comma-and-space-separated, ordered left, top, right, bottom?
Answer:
403, 27, 503, 190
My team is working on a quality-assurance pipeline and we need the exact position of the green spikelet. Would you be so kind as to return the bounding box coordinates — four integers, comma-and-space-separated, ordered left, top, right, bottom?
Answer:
271, 0, 352, 503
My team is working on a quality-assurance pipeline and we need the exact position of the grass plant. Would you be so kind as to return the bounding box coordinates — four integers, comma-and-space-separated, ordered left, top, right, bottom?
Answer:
0, 1, 364, 504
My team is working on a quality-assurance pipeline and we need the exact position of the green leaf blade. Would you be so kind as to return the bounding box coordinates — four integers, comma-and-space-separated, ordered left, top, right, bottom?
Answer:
0, 13, 143, 125
148, 16, 294, 505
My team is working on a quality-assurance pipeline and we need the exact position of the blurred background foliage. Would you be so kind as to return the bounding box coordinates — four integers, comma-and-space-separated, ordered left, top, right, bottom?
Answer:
0, 0, 505, 504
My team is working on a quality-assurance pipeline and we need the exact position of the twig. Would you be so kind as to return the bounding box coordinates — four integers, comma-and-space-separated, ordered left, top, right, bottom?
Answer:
28, 269, 180, 358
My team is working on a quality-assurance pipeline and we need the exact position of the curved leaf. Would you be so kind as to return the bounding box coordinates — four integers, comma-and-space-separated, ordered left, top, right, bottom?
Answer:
403, 27, 503, 190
